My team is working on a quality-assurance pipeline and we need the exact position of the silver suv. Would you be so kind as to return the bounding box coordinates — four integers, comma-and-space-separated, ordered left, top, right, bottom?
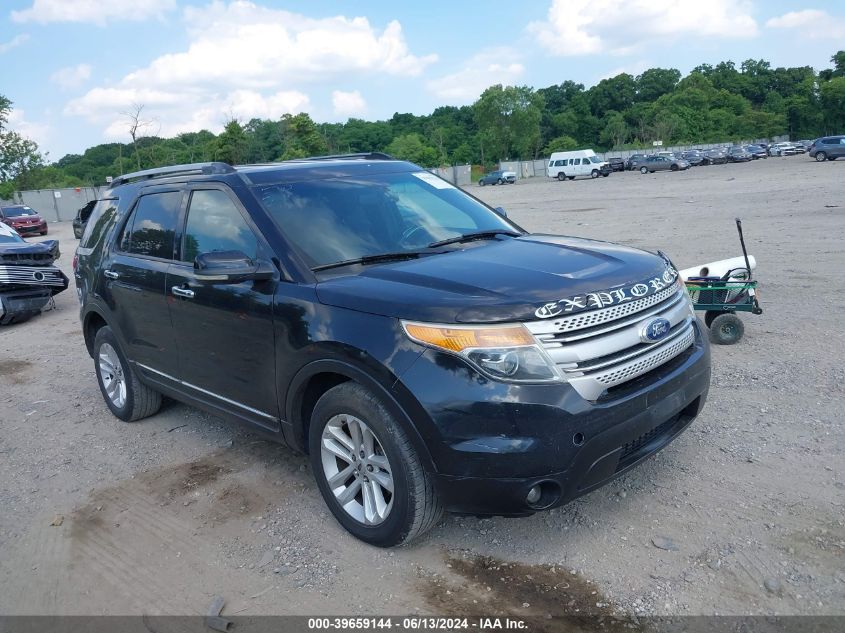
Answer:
809, 136, 845, 162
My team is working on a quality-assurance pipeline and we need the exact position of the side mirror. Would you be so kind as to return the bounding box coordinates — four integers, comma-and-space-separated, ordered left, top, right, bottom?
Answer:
193, 250, 274, 284
494, 206, 508, 218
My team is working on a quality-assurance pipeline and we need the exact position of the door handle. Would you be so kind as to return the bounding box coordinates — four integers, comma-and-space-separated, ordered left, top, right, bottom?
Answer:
171, 286, 195, 299
103, 270, 119, 280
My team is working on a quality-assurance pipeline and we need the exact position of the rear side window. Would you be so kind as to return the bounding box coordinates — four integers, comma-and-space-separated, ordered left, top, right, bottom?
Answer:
573, 158, 581, 165
119, 191, 182, 259
182, 190, 258, 263
80, 199, 118, 249
821, 138, 836, 144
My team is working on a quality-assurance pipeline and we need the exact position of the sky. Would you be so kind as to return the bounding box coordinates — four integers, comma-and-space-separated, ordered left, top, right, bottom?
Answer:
1, 0, 844, 161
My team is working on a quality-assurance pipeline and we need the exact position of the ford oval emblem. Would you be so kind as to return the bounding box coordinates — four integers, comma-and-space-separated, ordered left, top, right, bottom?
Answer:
640, 317, 671, 343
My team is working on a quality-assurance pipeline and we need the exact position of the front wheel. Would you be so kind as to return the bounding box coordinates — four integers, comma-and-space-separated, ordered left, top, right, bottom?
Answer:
557, 172, 566, 181
497, 178, 504, 185
309, 382, 442, 547
709, 313, 745, 345
671, 164, 679, 171
591, 169, 599, 179
602, 172, 609, 177
93, 326, 162, 421
640, 166, 648, 174
478, 179, 485, 186
815, 152, 827, 162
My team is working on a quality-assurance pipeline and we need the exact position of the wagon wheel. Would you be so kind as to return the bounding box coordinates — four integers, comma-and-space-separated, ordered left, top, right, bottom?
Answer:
709, 313, 745, 345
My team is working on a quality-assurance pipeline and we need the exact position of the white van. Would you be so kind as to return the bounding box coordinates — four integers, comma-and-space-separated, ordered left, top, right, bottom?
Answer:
547, 150, 611, 180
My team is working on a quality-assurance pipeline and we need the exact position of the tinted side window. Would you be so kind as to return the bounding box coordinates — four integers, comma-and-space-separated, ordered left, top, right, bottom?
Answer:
821, 138, 835, 144
81, 199, 118, 249
573, 158, 581, 165
120, 192, 181, 259
182, 190, 258, 263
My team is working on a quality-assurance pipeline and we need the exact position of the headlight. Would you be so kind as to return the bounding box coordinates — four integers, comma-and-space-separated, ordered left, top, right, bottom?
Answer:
401, 321, 562, 383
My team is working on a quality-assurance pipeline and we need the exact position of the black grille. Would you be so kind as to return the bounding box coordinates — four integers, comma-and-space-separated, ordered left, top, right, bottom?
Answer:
618, 414, 683, 465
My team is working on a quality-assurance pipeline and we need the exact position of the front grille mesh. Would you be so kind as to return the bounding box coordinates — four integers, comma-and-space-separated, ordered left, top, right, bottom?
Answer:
593, 327, 695, 385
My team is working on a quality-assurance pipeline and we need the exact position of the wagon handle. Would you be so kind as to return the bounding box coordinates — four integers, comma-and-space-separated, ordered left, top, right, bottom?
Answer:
735, 218, 753, 281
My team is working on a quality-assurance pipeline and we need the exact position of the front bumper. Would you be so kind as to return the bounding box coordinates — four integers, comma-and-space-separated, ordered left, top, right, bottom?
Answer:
396, 321, 711, 515
13, 222, 47, 235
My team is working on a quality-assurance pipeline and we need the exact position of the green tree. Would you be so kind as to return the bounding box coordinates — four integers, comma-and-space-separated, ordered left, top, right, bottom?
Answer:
599, 111, 629, 148
542, 135, 578, 154
820, 77, 845, 133
0, 94, 44, 186
214, 120, 248, 164
636, 68, 681, 103
279, 113, 328, 159
385, 133, 439, 166
473, 85, 544, 160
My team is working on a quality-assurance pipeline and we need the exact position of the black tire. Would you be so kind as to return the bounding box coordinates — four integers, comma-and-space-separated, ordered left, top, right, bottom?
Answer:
478, 179, 485, 186
497, 178, 503, 185
640, 166, 648, 174
671, 164, 679, 171
704, 309, 734, 329
93, 325, 162, 422
590, 169, 599, 179
602, 172, 609, 177
0, 310, 38, 326
309, 382, 442, 547
815, 152, 827, 162
709, 313, 745, 345
557, 172, 566, 181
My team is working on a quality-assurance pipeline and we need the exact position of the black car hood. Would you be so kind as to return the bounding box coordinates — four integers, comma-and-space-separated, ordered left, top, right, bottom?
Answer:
0, 239, 61, 265
316, 235, 677, 323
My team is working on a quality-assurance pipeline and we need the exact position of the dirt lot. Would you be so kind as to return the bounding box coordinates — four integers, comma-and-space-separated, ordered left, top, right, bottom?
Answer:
1, 156, 843, 618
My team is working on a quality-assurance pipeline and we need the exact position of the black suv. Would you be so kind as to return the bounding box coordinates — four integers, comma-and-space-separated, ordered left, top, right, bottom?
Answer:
75, 156, 711, 546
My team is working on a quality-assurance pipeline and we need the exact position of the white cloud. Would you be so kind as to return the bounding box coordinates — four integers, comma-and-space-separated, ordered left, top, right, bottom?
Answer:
427, 48, 525, 103
332, 90, 367, 117
598, 60, 650, 82
49, 64, 92, 90
7, 109, 50, 149
766, 9, 845, 38
0, 34, 29, 53
529, 0, 758, 57
11, 0, 176, 25
64, 1, 436, 140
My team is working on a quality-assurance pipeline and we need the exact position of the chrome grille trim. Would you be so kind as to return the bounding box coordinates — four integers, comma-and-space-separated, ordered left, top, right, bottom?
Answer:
573, 317, 693, 373
525, 280, 683, 337
0, 265, 66, 287
565, 324, 695, 400
533, 290, 686, 345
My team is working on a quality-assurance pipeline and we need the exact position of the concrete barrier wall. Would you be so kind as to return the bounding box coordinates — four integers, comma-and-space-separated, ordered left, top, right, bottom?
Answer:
430, 164, 471, 186
16, 187, 101, 222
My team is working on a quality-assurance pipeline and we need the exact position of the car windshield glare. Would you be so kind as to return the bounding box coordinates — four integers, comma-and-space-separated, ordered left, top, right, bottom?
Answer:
253, 171, 517, 269
2, 206, 36, 217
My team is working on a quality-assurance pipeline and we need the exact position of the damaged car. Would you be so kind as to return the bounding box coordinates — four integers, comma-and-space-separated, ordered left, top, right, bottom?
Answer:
0, 221, 69, 325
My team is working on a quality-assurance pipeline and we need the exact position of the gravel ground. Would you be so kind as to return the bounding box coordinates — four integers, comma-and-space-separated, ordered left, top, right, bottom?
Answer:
0, 155, 843, 618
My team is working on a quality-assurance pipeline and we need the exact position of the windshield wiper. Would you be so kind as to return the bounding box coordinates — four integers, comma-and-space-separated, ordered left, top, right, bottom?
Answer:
312, 251, 428, 272
427, 230, 522, 249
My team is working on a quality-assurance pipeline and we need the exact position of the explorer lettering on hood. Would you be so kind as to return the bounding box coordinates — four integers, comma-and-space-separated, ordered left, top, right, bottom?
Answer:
535, 265, 679, 319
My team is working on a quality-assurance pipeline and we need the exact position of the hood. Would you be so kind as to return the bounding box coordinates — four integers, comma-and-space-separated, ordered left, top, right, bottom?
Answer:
6, 213, 44, 224
316, 235, 677, 323
0, 239, 61, 265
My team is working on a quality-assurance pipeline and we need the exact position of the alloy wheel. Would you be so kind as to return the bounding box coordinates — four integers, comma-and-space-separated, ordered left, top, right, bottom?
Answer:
320, 414, 394, 525
98, 343, 127, 408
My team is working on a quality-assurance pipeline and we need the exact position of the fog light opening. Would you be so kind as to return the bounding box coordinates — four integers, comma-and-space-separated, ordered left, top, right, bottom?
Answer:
525, 480, 561, 510
573, 432, 585, 446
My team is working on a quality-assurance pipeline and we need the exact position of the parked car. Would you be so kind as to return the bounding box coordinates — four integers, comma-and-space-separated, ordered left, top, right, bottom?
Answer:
702, 149, 727, 165
625, 154, 647, 170
0, 221, 68, 325
809, 135, 845, 161
637, 155, 690, 173
607, 157, 626, 172
769, 143, 797, 156
744, 144, 768, 159
73, 200, 97, 239
791, 143, 806, 154
75, 156, 710, 547
727, 147, 752, 162
680, 150, 705, 166
547, 149, 611, 180
478, 169, 516, 186
0, 204, 48, 236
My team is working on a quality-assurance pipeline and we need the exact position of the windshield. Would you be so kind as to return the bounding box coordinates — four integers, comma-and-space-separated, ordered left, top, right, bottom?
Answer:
253, 171, 517, 269
1, 206, 36, 218
0, 225, 24, 244
589, 156, 602, 164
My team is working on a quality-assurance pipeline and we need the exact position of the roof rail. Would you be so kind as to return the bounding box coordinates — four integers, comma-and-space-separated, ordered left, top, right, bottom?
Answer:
291, 152, 395, 162
110, 162, 236, 187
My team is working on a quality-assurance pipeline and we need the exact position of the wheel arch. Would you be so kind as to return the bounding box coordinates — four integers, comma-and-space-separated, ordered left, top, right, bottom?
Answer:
285, 359, 437, 473
82, 308, 110, 357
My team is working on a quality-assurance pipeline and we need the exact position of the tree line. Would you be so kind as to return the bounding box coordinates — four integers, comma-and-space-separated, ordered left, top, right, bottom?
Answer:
1, 51, 843, 195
